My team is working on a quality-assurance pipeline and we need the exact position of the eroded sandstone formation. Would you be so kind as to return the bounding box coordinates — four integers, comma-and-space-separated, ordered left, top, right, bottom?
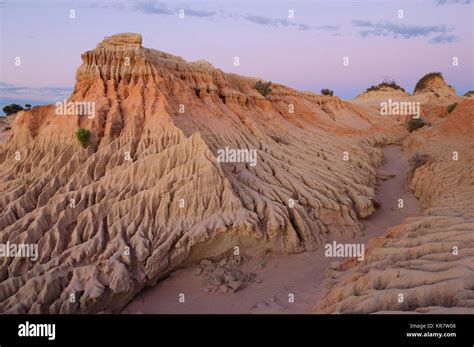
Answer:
0, 33, 408, 313
356, 84, 409, 100
413, 72, 456, 96
315, 98, 474, 313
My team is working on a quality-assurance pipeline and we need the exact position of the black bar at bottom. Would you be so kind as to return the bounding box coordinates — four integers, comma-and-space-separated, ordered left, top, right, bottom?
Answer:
0, 314, 473, 346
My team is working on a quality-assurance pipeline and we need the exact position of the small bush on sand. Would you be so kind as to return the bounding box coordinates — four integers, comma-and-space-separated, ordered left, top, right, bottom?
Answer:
447, 103, 457, 113
76, 128, 91, 148
321, 88, 334, 96
365, 78, 406, 93
407, 118, 425, 132
254, 80, 272, 97
18, 177, 33, 186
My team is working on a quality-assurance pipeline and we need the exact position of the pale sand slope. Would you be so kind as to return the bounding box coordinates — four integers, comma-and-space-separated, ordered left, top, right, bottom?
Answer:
316, 100, 474, 314
0, 116, 14, 144
125, 145, 420, 313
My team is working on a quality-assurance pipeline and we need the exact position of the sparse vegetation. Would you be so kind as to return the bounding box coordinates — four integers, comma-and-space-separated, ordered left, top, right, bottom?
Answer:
414, 72, 442, 93
254, 80, 272, 97
463, 91, 474, 97
3, 103, 24, 116
321, 88, 334, 96
407, 118, 425, 132
18, 177, 33, 186
365, 78, 406, 93
447, 103, 457, 113
75, 128, 91, 148
2, 103, 35, 115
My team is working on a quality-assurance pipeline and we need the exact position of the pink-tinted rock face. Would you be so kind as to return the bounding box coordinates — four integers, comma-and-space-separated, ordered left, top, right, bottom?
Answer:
1, 33, 472, 315
5, 33, 471, 315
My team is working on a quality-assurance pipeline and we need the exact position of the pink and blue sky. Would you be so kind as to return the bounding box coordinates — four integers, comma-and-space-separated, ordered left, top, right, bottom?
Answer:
0, 0, 473, 110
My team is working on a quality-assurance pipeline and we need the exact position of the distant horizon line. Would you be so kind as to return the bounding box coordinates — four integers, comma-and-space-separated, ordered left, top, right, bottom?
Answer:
1, 71, 472, 109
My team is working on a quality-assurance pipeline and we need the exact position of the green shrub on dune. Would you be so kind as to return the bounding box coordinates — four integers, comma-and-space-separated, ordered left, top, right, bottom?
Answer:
76, 128, 91, 148
447, 103, 457, 113
254, 80, 272, 97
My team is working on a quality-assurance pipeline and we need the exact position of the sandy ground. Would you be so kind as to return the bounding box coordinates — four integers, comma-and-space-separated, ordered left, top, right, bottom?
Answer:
0, 115, 13, 143
124, 145, 420, 314
0, 130, 11, 144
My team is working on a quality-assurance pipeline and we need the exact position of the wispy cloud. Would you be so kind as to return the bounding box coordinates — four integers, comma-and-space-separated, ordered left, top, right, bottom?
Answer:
243, 14, 311, 31
133, 1, 215, 18
429, 34, 459, 43
351, 20, 458, 43
91, 1, 338, 33
435, 0, 471, 4
242, 14, 340, 32
243, 15, 286, 27
316, 25, 341, 32
88, 2, 127, 10
0, 82, 72, 102
185, 8, 216, 18
133, 2, 173, 15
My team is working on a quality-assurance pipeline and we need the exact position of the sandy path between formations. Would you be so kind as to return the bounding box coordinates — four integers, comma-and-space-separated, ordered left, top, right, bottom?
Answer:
124, 145, 420, 314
